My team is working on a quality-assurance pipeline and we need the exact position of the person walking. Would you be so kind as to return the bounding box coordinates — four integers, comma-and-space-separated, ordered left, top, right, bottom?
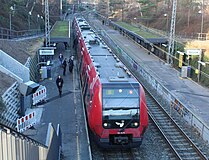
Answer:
68, 56, 74, 73
59, 53, 64, 65
56, 75, 64, 97
62, 58, 67, 76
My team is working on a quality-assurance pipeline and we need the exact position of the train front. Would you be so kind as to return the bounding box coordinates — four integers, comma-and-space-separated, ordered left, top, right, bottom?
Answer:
94, 81, 148, 148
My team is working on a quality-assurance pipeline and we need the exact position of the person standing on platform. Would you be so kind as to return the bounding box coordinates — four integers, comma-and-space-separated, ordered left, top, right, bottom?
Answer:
62, 58, 67, 76
68, 56, 74, 73
56, 75, 64, 97
59, 53, 64, 65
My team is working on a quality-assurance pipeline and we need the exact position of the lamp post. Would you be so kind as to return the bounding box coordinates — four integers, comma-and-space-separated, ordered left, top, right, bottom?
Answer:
28, 11, 32, 30
60, 0, 62, 19
37, 14, 40, 32
197, 54, 202, 83
200, 0, 204, 39
107, 0, 109, 19
134, 17, 137, 26
121, 0, 125, 22
9, 6, 14, 37
198, 0, 204, 40
37, 14, 40, 22
38, 16, 43, 32
164, 13, 169, 35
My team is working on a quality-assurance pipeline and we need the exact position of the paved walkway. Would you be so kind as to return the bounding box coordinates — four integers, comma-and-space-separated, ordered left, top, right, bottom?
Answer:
24, 33, 91, 160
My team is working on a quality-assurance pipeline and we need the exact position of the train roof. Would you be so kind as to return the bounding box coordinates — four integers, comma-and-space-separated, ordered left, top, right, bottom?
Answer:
76, 17, 139, 85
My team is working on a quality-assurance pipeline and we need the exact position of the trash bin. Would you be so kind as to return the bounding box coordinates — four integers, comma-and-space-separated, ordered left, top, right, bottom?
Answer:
40, 66, 47, 79
181, 66, 188, 78
187, 66, 191, 78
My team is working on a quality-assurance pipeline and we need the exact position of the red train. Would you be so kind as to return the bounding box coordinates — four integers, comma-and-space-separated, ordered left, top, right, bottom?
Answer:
74, 17, 148, 148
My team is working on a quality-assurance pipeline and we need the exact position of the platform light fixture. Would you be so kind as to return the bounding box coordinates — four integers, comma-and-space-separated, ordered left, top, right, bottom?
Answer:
28, 11, 32, 30
163, 13, 169, 33
37, 14, 40, 31
9, 6, 14, 37
198, 61, 209, 67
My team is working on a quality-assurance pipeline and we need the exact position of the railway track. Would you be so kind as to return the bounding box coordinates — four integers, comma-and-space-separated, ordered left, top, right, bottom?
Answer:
145, 91, 208, 160
90, 136, 136, 160
102, 149, 135, 160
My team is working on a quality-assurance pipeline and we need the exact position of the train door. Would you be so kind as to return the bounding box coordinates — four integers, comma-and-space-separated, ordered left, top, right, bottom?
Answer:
83, 76, 92, 109
78, 55, 83, 74
82, 73, 88, 98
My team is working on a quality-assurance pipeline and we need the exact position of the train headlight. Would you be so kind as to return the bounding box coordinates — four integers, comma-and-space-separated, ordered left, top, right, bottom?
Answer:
103, 123, 108, 127
133, 122, 139, 127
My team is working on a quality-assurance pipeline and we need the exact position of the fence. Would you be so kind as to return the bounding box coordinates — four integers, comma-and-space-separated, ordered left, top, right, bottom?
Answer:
0, 122, 62, 160
32, 85, 47, 105
0, 27, 43, 39
16, 111, 36, 133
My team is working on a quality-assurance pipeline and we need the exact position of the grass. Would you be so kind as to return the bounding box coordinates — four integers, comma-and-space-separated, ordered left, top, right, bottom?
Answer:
50, 21, 69, 38
115, 22, 159, 39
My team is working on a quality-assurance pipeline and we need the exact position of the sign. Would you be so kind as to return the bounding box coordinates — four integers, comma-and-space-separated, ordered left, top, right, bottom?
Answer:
179, 54, 183, 68
32, 86, 47, 105
16, 112, 36, 133
39, 49, 54, 56
185, 49, 201, 56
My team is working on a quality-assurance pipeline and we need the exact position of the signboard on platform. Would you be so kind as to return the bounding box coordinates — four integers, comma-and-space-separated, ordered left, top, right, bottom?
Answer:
177, 51, 184, 68
39, 49, 54, 56
185, 49, 202, 56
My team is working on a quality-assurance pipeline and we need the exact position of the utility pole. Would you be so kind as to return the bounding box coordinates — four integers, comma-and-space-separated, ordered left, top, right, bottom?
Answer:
200, 0, 204, 39
45, 0, 50, 47
9, 6, 14, 36
167, 0, 177, 64
107, 0, 109, 18
60, 0, 62, 19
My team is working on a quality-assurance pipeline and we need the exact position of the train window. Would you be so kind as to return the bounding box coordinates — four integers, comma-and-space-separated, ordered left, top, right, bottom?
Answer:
82, 73, 88, 92
83, 77, 89, 106
106, 89, 114, 95
102, 86, 140, 119
102, 87, 139, 110
104, 88, 138, 98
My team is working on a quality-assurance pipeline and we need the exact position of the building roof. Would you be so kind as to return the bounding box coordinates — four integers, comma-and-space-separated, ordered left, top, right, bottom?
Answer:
0, 38, 43, 96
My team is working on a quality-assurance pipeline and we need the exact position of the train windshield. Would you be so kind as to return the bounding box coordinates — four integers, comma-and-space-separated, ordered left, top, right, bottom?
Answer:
102, 86, 140, 118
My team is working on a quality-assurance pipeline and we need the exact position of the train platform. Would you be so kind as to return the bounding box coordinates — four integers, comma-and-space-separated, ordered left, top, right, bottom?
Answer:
88, 15, 209, 128
23, 43, 91, 159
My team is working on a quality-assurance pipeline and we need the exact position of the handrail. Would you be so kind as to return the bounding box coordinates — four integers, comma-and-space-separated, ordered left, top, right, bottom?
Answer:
0, 27, 44, 39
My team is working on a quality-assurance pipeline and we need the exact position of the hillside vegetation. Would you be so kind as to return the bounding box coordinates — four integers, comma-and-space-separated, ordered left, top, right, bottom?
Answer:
98, 0, 209, 37
0, 0, 60, 31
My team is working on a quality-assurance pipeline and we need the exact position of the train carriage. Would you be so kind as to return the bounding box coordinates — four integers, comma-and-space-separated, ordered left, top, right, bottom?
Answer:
74, 17, 148, 148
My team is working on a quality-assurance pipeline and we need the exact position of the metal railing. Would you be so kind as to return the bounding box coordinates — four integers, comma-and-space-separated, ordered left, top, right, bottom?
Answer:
0, 27, 44, 39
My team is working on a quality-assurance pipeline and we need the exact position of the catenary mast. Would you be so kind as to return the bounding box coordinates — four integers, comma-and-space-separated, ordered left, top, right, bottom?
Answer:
45, 0, 50, 47
167, 0, 177, 64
